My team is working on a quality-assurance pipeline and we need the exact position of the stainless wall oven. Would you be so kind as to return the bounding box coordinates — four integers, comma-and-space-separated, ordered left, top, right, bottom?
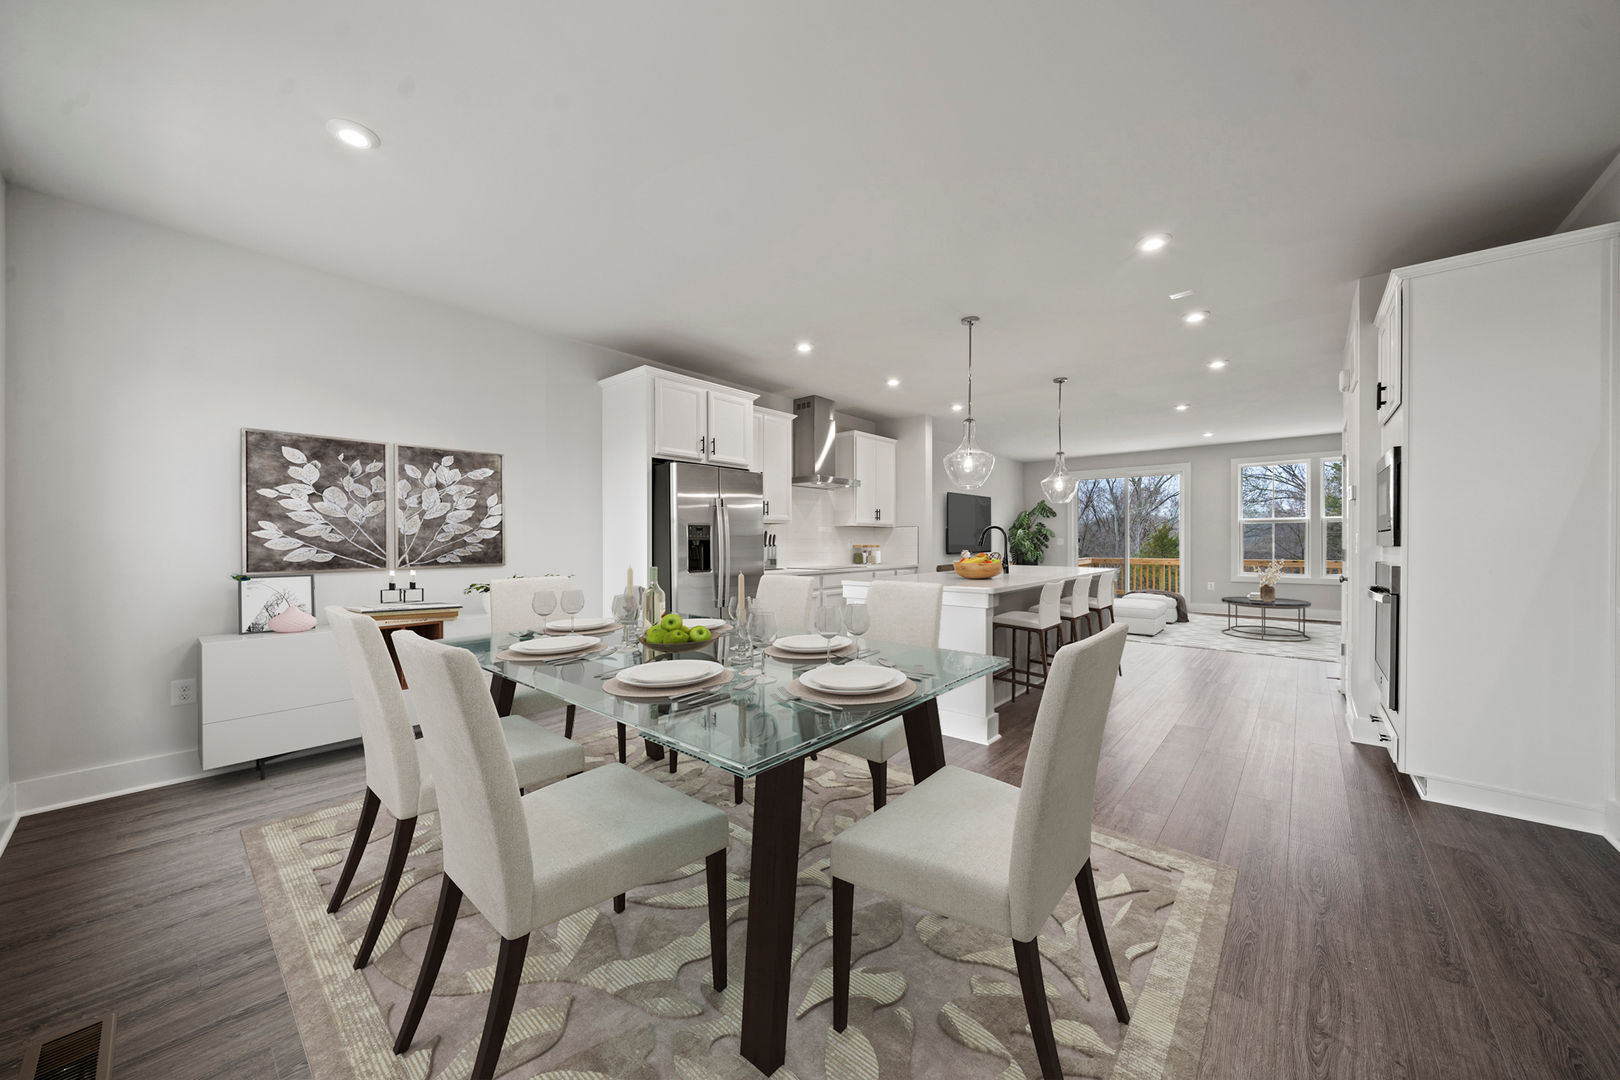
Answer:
1376, 447, 1401, 546
1370, 562, 1400, 712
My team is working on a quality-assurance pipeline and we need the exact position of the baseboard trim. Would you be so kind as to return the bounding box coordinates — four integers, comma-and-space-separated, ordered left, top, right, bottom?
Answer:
1605, 799, 1620, 854
1416, 773, 1609, 836
14, 748, 221, 816
0, 784, 17, 860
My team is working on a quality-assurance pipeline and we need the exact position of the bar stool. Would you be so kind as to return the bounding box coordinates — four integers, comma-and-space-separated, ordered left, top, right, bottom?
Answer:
1086, 568, 1118, 635
1057, 575, 1087, 644
993, 579, 1065, 697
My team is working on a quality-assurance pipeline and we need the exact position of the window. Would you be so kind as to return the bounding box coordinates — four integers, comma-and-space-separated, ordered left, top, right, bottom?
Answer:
1233, 453, 1341, 580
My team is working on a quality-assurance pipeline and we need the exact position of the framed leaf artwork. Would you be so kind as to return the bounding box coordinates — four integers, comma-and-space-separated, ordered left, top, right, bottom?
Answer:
242, 429, 389, 572
394, 445, 505, 567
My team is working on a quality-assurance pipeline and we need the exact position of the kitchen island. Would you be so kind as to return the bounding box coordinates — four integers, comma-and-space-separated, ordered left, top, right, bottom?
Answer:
842, 565, 1112, 743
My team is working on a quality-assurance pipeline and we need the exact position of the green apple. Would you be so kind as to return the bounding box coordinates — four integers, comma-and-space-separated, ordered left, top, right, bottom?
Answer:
660, 612, 683, 632
688, 625, 712, 643
645, 627, 667, 644
668, 627, 691, 643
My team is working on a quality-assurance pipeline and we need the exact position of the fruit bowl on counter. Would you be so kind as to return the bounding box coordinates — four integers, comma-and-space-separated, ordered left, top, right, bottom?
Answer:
953, 552, 1004, 579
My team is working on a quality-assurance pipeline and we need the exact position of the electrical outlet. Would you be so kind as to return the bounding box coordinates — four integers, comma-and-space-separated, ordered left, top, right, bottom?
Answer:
171, 678, 197, 706
1206, 582, 1215, 591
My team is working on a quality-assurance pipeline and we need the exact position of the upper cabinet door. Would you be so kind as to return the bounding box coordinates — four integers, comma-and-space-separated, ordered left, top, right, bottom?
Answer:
653, 378, 707, 461
1377, 288, 1403, 425
865, 436, 897, 524
706, 390, 754, 467
756, 409, 794, 523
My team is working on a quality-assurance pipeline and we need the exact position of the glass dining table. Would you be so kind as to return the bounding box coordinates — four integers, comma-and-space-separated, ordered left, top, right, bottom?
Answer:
446, 630, 1007, 1076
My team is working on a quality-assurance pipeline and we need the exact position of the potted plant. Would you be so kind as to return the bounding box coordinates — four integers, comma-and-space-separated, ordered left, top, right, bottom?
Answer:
1256, 559, 1285, 602
1009, 499, 1057, 565
464, 581, 492, 613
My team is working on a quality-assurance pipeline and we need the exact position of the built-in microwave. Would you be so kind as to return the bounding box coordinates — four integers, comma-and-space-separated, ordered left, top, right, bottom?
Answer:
1376, 447, 1401, 547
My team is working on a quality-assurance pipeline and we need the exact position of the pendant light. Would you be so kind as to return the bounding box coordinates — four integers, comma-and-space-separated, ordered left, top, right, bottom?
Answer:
942, 315, 996, 490
1040, 376, 1079, 504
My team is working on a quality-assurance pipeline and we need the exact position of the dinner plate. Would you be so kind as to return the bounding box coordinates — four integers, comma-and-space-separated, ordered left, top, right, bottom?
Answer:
774, 633, 852, 653
800, 663, 906, 695
683, 617, 727, 630
510, 634, 600, 655
546, 616, 617, 632
614, 659, 724, 689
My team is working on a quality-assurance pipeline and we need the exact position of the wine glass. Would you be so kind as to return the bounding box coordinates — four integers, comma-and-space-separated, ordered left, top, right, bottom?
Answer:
530, 589, 557, 636
560, 588, 586, 633
815, 598, 845, 664
612, 588, 643, 653
747, 607, 779, 684
844, 603, 871, 659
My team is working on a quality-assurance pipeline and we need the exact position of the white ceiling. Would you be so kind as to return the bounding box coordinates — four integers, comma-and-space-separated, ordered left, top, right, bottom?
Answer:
3, 1, 1618, 459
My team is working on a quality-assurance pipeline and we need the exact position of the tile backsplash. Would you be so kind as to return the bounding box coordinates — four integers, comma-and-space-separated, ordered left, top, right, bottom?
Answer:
772, 488, 919, 567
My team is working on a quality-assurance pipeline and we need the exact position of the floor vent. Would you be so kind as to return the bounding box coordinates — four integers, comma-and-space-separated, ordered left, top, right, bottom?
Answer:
19, 1013, 115, 1080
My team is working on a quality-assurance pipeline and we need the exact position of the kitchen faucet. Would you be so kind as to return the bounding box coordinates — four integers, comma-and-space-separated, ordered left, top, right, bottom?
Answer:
978, 524, 1010, 571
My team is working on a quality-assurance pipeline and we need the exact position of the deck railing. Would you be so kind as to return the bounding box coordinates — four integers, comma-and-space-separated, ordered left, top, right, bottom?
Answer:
1079, 555, 1345, 594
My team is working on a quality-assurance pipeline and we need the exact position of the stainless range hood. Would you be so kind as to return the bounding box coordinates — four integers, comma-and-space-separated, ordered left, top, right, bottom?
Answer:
791, 395, 859, 489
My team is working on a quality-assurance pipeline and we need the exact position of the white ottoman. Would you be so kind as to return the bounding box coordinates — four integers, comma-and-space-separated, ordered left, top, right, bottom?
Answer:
1113, 593, 1177, 636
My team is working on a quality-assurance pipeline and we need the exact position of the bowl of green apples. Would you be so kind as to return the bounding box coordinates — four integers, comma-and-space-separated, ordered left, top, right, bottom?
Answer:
640, 612, 719, 654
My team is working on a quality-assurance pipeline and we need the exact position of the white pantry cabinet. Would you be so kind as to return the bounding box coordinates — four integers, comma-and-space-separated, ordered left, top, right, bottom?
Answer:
650, 374, 756, 467
1376, 286, 1403, 425
754, 407, 795, 523
834, 431, 898, 525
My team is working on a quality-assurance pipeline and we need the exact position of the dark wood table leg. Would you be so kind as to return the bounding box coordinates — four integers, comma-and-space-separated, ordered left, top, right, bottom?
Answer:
901, 697, 946, 781
644, 739, 666, 761
739, 754, 807, 1075
490, 674, 516, 717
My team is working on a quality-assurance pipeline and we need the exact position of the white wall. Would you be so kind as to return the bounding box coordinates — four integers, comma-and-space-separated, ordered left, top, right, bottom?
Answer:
1022, 432, 1344, 617
0, 181, 12, 853
931, 418, 1026, 562
1560, 149, 1620, 232
4, 189, 643, 809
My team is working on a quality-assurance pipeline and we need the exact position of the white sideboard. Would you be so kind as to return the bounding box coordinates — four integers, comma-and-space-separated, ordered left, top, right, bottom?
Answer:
199, 629, 358, 769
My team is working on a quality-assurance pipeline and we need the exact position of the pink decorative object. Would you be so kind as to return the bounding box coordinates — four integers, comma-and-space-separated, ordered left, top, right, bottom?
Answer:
267, 605, 317, 633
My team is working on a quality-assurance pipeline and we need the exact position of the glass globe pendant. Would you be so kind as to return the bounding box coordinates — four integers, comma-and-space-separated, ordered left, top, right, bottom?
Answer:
1040, 376, 1079, 504
942, 315, 997, 490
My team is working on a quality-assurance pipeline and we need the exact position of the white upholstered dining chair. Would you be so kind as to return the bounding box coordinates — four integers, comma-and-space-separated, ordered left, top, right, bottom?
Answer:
829, 623, 1132, 1080
834, 580, 943, 810
323, 607, 584, 970
390, 631, 731, 1080
755, 574, 816, 635
489, 575, 579, 737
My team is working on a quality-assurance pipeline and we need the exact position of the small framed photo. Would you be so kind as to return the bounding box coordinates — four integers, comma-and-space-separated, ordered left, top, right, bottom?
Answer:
239, 575, 316, 634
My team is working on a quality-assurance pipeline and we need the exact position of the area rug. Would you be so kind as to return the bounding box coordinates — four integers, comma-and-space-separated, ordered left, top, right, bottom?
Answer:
1134, 612, 1340, 663
243, 728, 1235, 1079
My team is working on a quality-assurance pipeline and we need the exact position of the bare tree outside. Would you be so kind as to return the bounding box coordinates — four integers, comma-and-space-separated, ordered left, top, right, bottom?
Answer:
1076, 472, 1182, 592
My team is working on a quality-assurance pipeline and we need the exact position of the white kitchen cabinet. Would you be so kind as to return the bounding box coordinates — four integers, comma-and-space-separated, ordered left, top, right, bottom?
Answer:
1376, 286, 1403, 425
651, 375, 756, 466
755, 407, 795, 523
707, 389, 754, 467
833, 431, 898, 526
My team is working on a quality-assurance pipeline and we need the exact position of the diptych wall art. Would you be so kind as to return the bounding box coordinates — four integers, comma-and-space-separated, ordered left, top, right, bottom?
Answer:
394, 445, 505, 567
240, 430, 506, 572
243, 430, 389, 572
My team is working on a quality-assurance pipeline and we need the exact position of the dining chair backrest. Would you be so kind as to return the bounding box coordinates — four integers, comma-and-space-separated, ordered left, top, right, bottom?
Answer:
1008, 622, 1128, 940
1089, 568, 1117, 607
863, 580, 943, 647
1032, 578, 1065, 626
394, 631, 534, 940
326, 607, 422, 818
754, 574, 815, 635
490, 575, 574, 635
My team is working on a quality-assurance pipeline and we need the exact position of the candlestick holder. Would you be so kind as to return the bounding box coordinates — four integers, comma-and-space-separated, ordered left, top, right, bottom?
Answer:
379, 584, 404, 604
402, 585, 425, 603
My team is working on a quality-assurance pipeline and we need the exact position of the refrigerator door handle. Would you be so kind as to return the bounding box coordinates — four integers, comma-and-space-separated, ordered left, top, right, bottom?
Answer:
715, 497, 727, 612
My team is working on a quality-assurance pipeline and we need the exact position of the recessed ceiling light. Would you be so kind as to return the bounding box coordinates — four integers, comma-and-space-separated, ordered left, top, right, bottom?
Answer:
325, 118, 380, 150
1168, 289, 1194, 300
1202, 431, 1214, 438
886, 377, 901, 388
950, 402, 964, 412
1183, 310, 1209, 325
1174, 403, 1190, 411
1207, 358, 1227, 369
795, 341, 813, 354
1137, 233, 1171, 253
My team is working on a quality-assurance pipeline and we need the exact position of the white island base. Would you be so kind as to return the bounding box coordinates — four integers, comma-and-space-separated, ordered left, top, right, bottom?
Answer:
842, 566, 1108, 744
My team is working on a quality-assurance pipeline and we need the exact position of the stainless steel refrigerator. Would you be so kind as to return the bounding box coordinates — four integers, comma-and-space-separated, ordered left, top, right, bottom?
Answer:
652, 461, 765, 621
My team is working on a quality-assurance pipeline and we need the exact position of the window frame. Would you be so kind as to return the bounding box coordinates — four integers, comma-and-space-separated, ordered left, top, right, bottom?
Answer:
1320, 455, 1345, 580
1231, 453, 1341, 584
1066, 462, 1192, 591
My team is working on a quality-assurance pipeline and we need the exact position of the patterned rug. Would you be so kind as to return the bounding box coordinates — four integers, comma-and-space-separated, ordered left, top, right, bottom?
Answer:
1134, 612, 1340, 663
243, 727, 1235, 1079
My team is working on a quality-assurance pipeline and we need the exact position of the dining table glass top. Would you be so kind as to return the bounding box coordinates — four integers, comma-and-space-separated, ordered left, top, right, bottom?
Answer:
446, 631, 1008, 778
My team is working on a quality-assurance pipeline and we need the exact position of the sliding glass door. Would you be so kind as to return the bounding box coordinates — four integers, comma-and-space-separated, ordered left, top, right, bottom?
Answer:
1074, 468, 1186, 596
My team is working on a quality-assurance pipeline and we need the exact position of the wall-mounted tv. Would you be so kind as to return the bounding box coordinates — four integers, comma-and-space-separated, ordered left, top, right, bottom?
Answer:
945, 492, 992, 554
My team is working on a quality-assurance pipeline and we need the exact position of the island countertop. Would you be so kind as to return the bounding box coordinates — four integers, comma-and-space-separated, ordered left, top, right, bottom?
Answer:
899, 565, 1101, 594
